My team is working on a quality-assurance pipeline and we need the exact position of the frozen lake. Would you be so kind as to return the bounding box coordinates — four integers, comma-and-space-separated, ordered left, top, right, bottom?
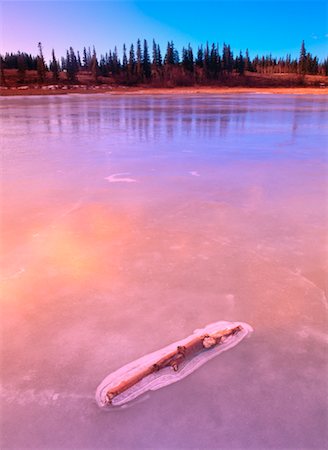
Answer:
1, 93, 327, 449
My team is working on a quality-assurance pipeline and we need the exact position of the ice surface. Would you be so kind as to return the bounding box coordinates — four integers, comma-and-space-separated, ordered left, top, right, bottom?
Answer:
1, 94, 327, 449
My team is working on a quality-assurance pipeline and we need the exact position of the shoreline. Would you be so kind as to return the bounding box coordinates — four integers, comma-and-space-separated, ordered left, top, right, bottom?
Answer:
1, 86, 327, 97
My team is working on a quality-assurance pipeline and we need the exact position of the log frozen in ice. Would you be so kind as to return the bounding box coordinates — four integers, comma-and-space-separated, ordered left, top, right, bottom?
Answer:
95, 320, 253, 408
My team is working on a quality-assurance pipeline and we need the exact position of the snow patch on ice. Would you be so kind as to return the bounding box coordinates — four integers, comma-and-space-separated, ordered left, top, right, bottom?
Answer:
96, 320, 253, 409
169, 245, 183, 250
105, 173, 137, 183
297, 327, 328, 344
1, 385, 93, 406
1, 267, 25, 280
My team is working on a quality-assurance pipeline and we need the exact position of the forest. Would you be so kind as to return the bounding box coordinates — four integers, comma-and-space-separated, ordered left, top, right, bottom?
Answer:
1, 39, 327, 87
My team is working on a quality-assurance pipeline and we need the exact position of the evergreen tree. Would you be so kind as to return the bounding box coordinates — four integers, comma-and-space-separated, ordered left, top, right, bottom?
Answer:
306, 52, 318, 74
66, 47, 79, 82
136, 39, 142, 78
236, 51, 245, 75
108, 51, 114, 74
61, 56, 67, 71
195, 46, 204, 67
152, 39, 158, 65
222, 43, 233, 73
187, 44, 194, 72
50, 49, 59, 82
157, 44, 162, 66
82, 47, 89, 69
112, 46, 120, 75
128, 44, 135, 76
77, 51, 82, 68
245, 49, 252, 71
143, 39, 151, 79
323, 57, 328, 76
216, 44, 222, 73
182, 44, 194, 72
122, 44, 128, 70
182, 47, 188, 70
17, 53, 26, 83
209, 43, 219, 78
91, 47, 99, 82
203, 42, 210, 78
299, 40, 307, 74
37, 42, 47, 82
0, 55, 5, 85
99, 55, 108, 76
65, 50, 70, 78
173, 46, 180, 64
2, 52, 36, 70
164, 41, 175, 65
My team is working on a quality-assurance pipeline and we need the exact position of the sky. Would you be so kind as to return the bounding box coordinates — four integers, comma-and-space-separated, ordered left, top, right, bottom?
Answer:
1, 0, 327, 63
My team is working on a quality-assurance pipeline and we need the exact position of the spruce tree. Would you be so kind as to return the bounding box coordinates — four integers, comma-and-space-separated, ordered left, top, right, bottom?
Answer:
77, 51, 82, 69
311, 56, 318, 74
112, 46, 120, 75
122, 44, 128, 70
209, 43, 218, 78
128, 44, 135, 77
244, 49, 249, 71
17, 53, 27, 83
196, 46, 204, 68
222, 43, 233, 73
66, 47, 79, 82
323, 57, 328, 76
143, 39, 151, 79
61, 56, 66, 71
108, 51, 114, 74
82, 47, 88, 69
182, 44, 194, 72
216, 43, 222, 74
237, 51, 245, 75
203, 42, 210, 79
187, 44, 194, 72
173, 43, 179, 64
157, 44, 162, 66
182, 47, 188, 70
164, 41, 175, 65
50, 49, 59, 82
0, 55, 5, 85
299, 40, 307, 74
152, 39, 158, 66
99, 55, 107, 76
136, 39, 142, 79
37, 42, 47, 83
305, 52, 318, 74
91, 47, 99, 82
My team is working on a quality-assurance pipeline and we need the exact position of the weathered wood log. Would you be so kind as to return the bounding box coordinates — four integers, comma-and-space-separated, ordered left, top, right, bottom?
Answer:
105, 325, 242, 405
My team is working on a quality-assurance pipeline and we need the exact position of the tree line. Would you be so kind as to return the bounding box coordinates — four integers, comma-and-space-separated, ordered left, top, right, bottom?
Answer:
1, 39, 327, 86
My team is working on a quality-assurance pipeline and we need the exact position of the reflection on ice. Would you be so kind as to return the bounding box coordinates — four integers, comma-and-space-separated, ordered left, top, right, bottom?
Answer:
1, 94, 327, 449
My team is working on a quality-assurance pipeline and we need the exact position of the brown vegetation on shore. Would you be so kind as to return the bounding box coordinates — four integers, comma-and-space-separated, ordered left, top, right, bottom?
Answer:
1, 69, 327, 96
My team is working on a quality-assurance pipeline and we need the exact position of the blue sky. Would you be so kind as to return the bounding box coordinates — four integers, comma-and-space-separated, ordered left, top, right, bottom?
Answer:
1, 1, 327, 62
